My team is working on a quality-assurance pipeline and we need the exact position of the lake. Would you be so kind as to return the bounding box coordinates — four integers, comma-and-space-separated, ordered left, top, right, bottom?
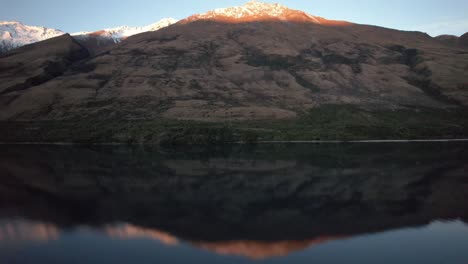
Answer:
0, 142, 467, 264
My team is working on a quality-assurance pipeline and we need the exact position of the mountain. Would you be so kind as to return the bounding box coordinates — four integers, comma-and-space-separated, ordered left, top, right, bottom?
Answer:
1, 1, 468, 143
435, 32, 468, 48
184, 0, 346, 24
72, 18, 177, 41
434, 34, 459, 46
460, 32, 468, 47
71, 18, 177, 54
0, 21, 64, 53
0, 34, 89, 102
0, 19, 177, 54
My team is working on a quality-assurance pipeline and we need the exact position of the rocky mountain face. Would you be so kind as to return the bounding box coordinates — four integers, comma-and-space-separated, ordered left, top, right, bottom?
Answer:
0, 1, 467, 126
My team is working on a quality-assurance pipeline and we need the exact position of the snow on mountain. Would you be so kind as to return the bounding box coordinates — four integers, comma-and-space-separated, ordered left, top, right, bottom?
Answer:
0, 21, 65, 52
0, 1, 346, 54
0, 18, 177, 53
72, 18, 177, 42
185, 0, 321, 23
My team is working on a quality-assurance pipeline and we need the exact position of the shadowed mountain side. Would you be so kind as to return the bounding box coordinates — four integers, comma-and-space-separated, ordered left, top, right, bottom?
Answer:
73, 33, 119, 56
0, 17, 467, 121
0, 143, 467, 245
0, 34, 89, 107
460, 32, 468, 47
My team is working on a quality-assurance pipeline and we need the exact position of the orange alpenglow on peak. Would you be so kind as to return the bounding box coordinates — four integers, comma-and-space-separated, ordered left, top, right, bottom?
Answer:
183, 0, 351, 25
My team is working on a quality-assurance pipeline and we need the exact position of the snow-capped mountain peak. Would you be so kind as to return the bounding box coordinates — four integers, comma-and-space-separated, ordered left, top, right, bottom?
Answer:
185, 0, 321, 23
72, 18, 177, 41
0, 21, 65, 52
0, 18, 177, 53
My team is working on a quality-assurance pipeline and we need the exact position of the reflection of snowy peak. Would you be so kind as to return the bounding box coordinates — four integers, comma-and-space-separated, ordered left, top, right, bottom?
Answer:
0, 21, 65, 52
71, 18, 178, 42
186, 0, 321, 23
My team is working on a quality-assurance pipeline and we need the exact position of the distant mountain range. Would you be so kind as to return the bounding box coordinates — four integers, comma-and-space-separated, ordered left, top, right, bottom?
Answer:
2, 2, 467, 55
2, 2, 468, 54
0, 1, 468, 143
0, 18, 177, 53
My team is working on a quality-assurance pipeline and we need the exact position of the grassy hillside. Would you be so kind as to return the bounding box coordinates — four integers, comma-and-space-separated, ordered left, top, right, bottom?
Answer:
1, 105, 467, 144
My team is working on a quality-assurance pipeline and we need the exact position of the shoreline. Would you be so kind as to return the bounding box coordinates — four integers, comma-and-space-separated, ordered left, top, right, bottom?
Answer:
255, 139, 468, 143
2, 138, 468, 145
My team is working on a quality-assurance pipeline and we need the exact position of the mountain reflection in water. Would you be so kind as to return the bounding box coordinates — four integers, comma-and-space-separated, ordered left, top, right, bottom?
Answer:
0, 143, 467, 264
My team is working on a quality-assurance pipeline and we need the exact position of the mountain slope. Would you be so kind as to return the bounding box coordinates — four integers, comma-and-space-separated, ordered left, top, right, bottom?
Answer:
435, 32, 468, 48
460, 32, 468, 47
0, 21, 64, 53
0, 1, 467, 142
0, 34, 89, 106
435, 34, 459, 46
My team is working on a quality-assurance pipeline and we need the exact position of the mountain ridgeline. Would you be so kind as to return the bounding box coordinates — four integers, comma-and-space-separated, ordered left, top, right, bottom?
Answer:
1, 1, 468, 143
0, 18, 177, 55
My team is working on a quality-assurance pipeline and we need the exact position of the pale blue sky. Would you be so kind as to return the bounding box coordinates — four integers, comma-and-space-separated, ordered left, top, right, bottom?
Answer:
2, 0, 468, 36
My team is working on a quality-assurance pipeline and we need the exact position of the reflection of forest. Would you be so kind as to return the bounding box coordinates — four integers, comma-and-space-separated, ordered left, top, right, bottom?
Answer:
0, 143, 467, 248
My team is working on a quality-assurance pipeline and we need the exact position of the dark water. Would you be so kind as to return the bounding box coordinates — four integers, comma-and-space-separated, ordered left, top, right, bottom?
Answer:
0, 143, 467, 264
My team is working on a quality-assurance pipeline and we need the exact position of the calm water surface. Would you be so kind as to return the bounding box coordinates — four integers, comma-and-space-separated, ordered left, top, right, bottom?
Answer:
0, 143, 467, 264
